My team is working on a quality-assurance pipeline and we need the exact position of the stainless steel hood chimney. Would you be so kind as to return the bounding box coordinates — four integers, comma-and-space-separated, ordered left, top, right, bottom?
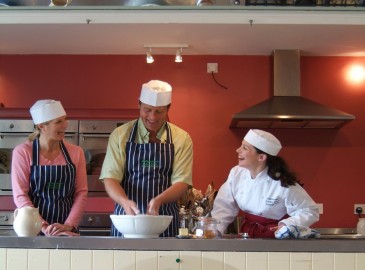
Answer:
230, 50, 355, 129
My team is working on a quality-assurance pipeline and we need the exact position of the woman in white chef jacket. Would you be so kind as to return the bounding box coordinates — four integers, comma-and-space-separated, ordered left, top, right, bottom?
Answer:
211, 129, 319, 238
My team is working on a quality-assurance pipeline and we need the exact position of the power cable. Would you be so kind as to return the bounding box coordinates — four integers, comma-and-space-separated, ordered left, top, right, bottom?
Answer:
210, 72, 228, 90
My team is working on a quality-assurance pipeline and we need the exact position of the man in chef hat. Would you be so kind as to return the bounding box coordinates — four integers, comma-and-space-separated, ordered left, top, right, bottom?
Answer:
12, 99, 88, 236
212, 129, 319, 238
100, 80, 193, 238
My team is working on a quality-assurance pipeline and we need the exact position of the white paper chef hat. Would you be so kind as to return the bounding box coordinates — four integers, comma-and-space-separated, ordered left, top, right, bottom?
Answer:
244, 129, 282, 156
139, 80, 172, 106
29, 99, 66, 125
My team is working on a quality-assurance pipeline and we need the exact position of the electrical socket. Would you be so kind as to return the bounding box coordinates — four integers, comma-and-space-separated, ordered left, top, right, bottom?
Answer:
354, 204, 365, 214
207, 63, 218, 73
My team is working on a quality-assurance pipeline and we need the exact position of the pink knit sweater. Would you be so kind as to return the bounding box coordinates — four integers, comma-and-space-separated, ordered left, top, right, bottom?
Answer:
11, 140, 88, 228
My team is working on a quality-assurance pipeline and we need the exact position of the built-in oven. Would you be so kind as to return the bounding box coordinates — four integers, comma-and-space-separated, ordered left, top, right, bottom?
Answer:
0, 119, 78, 196
0, 120, 34, 195
79, 120, 127, 197
0, 211, 16, 236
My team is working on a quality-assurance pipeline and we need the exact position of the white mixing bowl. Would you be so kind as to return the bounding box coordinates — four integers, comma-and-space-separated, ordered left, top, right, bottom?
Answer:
110, 214, 173, 238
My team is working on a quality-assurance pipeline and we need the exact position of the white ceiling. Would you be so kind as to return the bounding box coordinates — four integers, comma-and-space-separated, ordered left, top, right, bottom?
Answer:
0, 7, 365, 56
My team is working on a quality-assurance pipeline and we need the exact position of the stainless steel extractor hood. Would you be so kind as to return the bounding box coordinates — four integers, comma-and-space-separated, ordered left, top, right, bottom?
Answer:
230, 50, 355, 129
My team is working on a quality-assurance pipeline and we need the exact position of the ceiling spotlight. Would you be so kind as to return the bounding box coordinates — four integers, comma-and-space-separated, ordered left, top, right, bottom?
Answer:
175, 49, 183, 63
146, 50, 154, 64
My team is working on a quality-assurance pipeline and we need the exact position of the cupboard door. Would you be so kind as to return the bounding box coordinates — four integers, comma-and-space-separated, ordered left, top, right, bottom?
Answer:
71, 250, 92, 270
202, 252, 224, 270
136, 251, 158, 270
0, 249, 5, 270
224, 252, 246, 270
7, 249, 27, 270
114, 250, 136, 270
93, 250, 113, 270
180, 251, 202, 270
158, 251, 180, 270
246, 252, 268, 270
290, 253, 312, 270
334, 253, 355, 270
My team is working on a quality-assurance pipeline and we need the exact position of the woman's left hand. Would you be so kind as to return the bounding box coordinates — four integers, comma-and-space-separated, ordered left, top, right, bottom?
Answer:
44, 223, 74, 236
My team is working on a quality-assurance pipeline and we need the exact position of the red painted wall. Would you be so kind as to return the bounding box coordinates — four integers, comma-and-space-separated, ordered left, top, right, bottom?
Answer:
1, 55, 364, 228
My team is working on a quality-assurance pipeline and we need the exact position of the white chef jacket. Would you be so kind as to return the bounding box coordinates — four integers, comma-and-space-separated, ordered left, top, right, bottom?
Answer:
211, 166, 320, 234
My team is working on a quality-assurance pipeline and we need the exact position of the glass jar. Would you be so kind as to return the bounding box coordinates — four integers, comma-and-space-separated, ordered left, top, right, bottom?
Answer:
194, 217, 220, 239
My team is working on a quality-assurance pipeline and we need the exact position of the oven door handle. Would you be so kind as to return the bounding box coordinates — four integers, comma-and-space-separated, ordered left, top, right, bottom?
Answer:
0, 132, 30, 137
64, 134, 77, 138
80, 134, 110, 140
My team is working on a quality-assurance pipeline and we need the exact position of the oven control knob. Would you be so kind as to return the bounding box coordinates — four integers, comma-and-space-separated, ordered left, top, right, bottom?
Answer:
88, 217, 93, 223
9, 123, 14, 129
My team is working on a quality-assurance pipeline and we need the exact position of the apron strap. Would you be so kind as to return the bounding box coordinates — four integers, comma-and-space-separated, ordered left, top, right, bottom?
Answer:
59, 141, 74, 165
32, 138, 40, 166
128, 121, 138, 142
128, 120, 172, 144
32, 139, 74, 166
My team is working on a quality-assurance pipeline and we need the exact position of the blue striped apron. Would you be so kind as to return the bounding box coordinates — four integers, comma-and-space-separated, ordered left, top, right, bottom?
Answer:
29, 138, 76, 225
112, 121, 179, 237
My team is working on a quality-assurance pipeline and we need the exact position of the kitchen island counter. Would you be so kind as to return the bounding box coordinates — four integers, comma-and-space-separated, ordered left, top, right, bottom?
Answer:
1, 235, 365, 252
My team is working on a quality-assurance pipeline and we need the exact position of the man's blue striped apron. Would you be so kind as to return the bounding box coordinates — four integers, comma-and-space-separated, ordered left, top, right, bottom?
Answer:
29, 138, 76, 225
112, 122, 179, 237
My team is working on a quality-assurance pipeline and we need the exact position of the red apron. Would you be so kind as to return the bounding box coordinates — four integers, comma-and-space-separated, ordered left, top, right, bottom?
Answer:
240, 212, 284, 238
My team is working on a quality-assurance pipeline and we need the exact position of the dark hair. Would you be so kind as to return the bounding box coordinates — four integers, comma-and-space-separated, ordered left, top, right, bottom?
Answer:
254, 147, 301, 187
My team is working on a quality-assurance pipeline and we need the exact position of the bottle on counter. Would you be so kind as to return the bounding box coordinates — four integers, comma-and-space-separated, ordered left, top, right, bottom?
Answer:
178, 206, 189, 237
357, 218, 365, 235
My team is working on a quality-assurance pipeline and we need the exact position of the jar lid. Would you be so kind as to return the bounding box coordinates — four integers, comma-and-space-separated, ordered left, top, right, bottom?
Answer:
197, 217, 219, 223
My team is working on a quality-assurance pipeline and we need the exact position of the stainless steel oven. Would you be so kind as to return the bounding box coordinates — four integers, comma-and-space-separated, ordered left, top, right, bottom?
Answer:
0, 211, 16, 236
0, 120, 34, 195
78, 212, 111, 236
79, 120, 126, 196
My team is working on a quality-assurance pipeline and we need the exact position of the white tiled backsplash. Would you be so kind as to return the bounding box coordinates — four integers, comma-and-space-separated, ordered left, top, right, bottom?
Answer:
1, 249, 365, 270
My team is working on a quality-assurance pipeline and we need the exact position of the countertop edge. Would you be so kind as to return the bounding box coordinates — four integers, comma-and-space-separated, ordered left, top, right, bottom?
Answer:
1, 236, 365, 252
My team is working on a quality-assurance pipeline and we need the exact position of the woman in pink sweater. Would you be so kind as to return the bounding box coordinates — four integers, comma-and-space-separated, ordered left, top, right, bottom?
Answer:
11, 100, 88, 236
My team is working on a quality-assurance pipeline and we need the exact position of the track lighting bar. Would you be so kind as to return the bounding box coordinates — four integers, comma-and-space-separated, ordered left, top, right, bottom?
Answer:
144, 44, 189, 50
144, 44, 189, 64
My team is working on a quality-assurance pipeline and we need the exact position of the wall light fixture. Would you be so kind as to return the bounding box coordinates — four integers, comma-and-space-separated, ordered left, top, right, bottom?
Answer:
144, 44, 188, 64
175, 49, 183, 63
146, 49, 154, 64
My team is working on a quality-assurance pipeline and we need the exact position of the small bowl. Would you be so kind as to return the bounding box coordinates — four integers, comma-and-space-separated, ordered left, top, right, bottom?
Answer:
110, 214, 173, 238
